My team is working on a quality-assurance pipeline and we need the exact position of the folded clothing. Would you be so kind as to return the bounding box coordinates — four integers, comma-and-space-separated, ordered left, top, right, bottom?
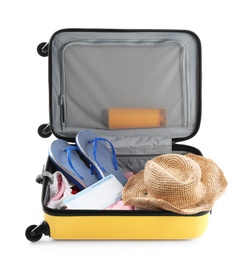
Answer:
106, 200, 134, 210
47, 172, 135, 210
47, 171, 73, 209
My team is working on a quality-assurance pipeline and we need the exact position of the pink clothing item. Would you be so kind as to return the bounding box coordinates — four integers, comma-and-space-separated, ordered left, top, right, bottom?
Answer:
49, 173, 66, 201
106, 172, 135, 210
47, 171, 73, 209
106, 200, 135, 210
124, 172, 134, 179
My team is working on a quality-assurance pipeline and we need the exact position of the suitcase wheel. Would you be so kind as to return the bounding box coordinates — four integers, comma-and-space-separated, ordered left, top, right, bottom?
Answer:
37, 42, 48, 57
38, 123, 52, 138
25, 221, 50, 242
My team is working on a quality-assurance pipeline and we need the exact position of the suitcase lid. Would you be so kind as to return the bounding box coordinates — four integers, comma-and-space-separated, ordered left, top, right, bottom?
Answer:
44, 29, 202, 155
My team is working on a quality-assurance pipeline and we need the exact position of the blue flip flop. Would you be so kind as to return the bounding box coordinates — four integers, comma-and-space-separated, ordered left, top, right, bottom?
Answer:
75, 130, 128, 186
48, 139, 100, 190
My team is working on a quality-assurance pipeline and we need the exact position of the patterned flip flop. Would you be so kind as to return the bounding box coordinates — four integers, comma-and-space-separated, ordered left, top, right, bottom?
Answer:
49, 139, 100, 190
76, 130, 128, 186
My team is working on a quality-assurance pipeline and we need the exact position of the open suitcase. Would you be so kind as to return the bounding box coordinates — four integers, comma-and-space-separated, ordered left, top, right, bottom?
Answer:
26, 29, 211, 242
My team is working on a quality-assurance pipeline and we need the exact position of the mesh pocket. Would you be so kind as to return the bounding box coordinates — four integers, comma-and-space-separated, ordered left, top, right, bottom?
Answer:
61, 40, 189, 131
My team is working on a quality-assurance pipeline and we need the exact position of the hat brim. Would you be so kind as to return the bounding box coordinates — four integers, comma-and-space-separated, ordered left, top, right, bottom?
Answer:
122, 154, 227, 215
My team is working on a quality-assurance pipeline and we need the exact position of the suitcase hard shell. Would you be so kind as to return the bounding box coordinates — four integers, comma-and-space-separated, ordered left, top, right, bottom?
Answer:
26, 29, 210, 242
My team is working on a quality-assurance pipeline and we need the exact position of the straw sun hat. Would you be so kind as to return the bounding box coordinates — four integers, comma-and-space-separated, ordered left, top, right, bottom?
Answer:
122, 153, 227, 215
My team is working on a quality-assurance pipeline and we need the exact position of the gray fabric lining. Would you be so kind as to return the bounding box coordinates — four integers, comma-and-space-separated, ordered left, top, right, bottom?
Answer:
50, 31, 200, 155
106, 135, 173, 155
117, 150, 188, 173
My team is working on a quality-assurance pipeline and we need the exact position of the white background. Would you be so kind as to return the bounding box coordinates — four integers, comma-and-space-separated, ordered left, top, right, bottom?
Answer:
1, 0, 250, 258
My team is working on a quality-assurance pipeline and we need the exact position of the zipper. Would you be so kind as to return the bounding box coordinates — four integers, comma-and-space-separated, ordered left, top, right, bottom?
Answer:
63, 39, 182, 48
42, 204, 209, 217
59, 94, 65, 129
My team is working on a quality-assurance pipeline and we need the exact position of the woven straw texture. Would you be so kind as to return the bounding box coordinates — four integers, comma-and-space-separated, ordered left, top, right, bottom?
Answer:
122, 153, 227, 215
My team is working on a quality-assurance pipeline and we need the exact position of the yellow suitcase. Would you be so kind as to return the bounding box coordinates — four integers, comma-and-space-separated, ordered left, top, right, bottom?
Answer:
25, 29, 213, 242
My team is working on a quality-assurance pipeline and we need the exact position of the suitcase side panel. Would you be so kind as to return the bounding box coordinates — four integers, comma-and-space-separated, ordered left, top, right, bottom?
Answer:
44, 212, 209, 240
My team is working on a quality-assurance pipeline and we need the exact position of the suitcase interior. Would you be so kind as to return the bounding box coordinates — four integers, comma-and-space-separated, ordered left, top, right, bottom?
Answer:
26, 29, 210, 242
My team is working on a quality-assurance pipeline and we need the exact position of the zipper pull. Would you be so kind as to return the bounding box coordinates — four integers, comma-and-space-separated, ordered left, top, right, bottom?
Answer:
59, 94, 64, 106
59, 95, 65, 127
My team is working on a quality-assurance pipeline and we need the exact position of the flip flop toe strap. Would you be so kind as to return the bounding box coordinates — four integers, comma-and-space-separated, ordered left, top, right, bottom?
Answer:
88, 137, 118, 173
63, 146, 85, 180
